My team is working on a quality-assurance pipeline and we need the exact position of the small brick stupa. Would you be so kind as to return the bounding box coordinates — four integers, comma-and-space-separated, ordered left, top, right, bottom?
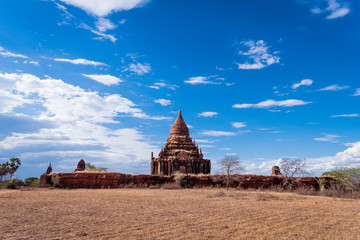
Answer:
151, 110, 211, 176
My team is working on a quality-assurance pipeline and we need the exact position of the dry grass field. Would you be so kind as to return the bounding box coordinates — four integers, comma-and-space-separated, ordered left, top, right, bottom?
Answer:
1, 188, 360, 240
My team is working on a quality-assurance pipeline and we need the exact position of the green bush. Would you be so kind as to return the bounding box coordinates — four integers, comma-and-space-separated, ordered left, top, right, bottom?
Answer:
24, 177, 40, 187
323, 168, 360, 192
0, 179, 10, 188
85, 163, 107, 172
6, 178, 24, 189
25, 177, 39, 186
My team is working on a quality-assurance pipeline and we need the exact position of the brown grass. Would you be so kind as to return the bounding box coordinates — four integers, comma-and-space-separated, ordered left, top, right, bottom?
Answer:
1, 188, 359, 239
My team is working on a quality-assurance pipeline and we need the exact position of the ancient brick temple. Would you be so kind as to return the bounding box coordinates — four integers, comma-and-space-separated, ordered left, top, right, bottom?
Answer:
151, 110, 211, 176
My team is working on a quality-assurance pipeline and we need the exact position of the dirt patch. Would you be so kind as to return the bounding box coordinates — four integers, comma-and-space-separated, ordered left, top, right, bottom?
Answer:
0, 188, 359, 239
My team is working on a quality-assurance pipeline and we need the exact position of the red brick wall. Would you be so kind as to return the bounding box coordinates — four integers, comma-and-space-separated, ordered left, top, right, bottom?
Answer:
40, 172, 329, 189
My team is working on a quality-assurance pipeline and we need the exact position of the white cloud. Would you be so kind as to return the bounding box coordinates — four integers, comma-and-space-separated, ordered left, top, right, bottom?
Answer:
91, 30, 117, 43
198, 112, 218, 117
308, 0, 350, 19
237, 40, 280, 70
233, 99, 311, 109
326, 0, 350, 19
245, 141, 360, 175
54, 58, 107, 66
29, 61, 40, 66
219, 148, 231, 151
55, 3, 117, 43
231, 122, 247, 128
59, 0, 149, 17
82, 74, 122, 86
184, 76, 222, 85
0, 46, 28, 59
352, 88, 360, 96
308, 141, 360, 174
154, 99, 171, 106
148, 81, 178, 91
23, 60, 40, 66
0, 122, 157, 168
0, 72, 175, 173
314, 133, 341, 143
268, 131, 284, 134
119, 19, 127, 25
0, 73, 168, 122
127, 62, 151, 75
291, 79, 313, 89
318, 84, 349, 91
331, 114, 359, 118
95, 17, 116, 32
201, 130, 236, 137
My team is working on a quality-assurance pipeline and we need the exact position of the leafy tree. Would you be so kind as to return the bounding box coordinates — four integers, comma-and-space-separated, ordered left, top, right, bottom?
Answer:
219, 156, 244, 189
0, 158, 21, 181
0, 164, 10, 182
323, 168, 360, 192
85, 163, 107, 172
8, 158, 21, 179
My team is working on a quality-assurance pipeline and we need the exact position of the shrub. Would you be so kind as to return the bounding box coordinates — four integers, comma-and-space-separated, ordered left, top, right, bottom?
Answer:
30, 179, 40, 187
323, 168, 360, 192
51, 175, 62, 188
25, 177, 40, 186
316, 177, 328, 191
6, 178, 24, 189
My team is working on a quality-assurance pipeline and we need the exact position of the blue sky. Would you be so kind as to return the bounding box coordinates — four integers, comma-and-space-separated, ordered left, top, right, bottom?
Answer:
0, 0, 359, 179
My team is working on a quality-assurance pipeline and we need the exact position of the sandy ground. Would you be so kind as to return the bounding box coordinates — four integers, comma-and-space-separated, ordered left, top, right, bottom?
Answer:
0, 188, 359, 240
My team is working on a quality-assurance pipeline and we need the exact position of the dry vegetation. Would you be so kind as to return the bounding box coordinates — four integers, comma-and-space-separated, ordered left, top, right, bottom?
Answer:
1, 188, 360, 240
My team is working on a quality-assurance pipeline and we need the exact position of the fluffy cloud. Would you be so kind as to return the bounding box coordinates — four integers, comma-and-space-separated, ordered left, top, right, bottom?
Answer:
54, 58, 107, 66
0, 46, 28, 59
59, 0, 149, 17
231, 122, 247, 128
154, 99, 171, 106
245, 141, 360, 176
236, 40, 280, 70
308, 141, 360, 173
184, 76, 223, 85
201, 130, 236, 137
198, 112, 218, 117
233, 99, 311, 109
309, 0, 350, 19
82, 74, 123, 86
314, 133, 341, 143
127, 63, 151, 75
0, 73, 168, 122
331, 114, 359, 118
95, 17, 117, 32
318, 84, 349, 91
0, 72, 172, 174
291, 79, 313, 89
353, 88, 360, 96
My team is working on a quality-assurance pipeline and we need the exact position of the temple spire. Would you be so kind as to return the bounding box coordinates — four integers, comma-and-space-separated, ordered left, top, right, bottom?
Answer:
170, 109, 189, 136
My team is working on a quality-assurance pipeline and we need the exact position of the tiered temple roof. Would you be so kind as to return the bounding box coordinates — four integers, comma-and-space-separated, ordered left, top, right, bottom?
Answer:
151, 110, 210, 175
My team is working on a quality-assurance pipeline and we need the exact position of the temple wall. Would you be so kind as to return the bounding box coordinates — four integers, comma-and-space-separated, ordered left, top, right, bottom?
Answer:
40, 172, 330, 190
